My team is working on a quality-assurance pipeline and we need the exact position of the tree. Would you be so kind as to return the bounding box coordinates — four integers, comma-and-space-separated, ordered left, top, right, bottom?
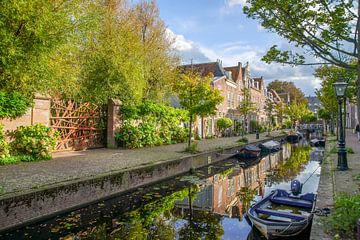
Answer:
275, 102, 286, 127
267, 80, 307, 104
264, 99, 276, 135
175, 72, 223, 147
0, 0, 86, 97
131, 1, 179, 102
243, 0, 360, 121
79, 1, 146, 105
216, 117, 233, 136
286, 101, 312, 129
237, 88, 256, 135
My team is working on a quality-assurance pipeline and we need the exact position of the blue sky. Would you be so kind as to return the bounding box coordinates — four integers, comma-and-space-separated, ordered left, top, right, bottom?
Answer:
156, 0, 320, 95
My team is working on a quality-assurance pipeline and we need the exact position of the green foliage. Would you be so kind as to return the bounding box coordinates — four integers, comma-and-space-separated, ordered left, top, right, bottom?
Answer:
0, 0, 89, 96
267, 80, 307, 104
0, 155, 38, 165
185, 141, 200, 154
175, 72, 223, 146
0, 124, 9, 158
237, 137, 249, 144
10, 124, 59, 160
116, 101, 188, 148
216, 117, 233, 134
326, 193, 360, 239
330, 146, 354, 154
0, 91, 32, 119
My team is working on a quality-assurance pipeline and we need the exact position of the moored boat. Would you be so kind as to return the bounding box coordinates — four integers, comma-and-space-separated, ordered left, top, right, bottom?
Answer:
258, 140, 281, 153
236, 144, 261, 159
285, 133, 300, 143
310, 138, 326, 147
247, 189, 316, 239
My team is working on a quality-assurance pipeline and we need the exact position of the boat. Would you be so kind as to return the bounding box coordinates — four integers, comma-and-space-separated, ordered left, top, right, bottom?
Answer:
258, 140, 281, 153
285, 133, 300, 143
310, 138, 326, 147
247, 189, 316, 239
236, 144, 261, 159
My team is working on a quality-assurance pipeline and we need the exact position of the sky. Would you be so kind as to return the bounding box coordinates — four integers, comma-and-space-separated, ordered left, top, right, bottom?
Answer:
155, 0, 321, 96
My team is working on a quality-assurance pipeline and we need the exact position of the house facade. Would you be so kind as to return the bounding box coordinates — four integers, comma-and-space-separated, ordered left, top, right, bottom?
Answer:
181, 60, 282, 137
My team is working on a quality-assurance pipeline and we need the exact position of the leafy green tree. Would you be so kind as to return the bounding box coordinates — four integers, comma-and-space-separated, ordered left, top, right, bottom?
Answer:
175, 72, 223, 147
267, 80, 307, 104
237, 88, 256, 135
242, 0, 360, 121
264, 99, 276, 135
131, 1, 179, 102
0, 0, 86, 96
275, 101, 286, 127
79, 1, 145, 105
286, 101, 312, 129
216, 117, 233, 136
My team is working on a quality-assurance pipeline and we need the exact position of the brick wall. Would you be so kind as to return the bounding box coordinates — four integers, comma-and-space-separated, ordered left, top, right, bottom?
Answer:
0, 95, 51, 133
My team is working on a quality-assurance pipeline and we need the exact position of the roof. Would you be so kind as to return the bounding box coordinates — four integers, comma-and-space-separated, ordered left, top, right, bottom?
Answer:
181, 62, 225, 78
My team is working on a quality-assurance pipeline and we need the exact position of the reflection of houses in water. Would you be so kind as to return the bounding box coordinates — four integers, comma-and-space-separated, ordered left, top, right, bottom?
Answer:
175, 144, 292, 220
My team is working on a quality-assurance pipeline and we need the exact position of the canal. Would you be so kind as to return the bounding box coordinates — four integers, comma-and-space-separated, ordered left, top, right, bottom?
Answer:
0, 141, 323, 240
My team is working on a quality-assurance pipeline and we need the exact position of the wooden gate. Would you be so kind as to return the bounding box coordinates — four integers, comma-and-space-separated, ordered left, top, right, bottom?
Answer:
50, 99, 107, 151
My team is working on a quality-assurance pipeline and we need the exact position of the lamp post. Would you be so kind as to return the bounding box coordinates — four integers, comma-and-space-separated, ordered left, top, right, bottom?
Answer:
333, 81, 348, 171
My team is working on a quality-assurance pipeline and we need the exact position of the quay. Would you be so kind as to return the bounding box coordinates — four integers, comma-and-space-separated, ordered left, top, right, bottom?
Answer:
0, 131, 284, 232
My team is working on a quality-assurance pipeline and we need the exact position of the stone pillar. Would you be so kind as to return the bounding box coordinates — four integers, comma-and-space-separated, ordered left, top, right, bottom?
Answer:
107, 99, 122, 148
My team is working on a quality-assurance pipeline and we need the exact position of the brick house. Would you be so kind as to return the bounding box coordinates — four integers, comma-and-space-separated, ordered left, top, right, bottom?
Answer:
181, 60, 240, 138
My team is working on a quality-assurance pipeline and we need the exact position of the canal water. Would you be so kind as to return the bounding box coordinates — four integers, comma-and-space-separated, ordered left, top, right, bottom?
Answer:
0, 141, 323, 240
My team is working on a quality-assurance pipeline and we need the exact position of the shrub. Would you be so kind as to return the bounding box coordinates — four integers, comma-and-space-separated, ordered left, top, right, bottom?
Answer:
326, 193, 360, 239
185, 141, 199, 154
216, 118, 233, 135
10, 124, 59, 160
0, 91, 32, 119
0, 124, 10, 158
117, 101, 188, 148
238, 137, 249, 144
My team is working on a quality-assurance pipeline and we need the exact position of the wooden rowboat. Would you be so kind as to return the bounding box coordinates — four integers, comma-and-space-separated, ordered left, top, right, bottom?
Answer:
247, 189, 316, 239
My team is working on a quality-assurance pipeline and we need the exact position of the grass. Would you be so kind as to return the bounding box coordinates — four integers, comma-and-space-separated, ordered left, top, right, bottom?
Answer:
0, 155, 50, 165
184, 141, 200, 154
237, 137, 249, 144
330, 146, 355, 154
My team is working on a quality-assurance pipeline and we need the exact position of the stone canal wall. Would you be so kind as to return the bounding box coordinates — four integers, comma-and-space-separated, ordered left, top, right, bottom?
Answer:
0, 138, 282, 233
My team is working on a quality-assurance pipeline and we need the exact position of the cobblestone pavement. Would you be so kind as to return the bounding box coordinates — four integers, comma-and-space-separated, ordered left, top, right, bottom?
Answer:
0, 131, 284, 197
310, 129, 360, 240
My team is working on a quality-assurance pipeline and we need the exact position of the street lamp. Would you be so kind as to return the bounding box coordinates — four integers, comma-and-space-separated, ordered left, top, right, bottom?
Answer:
333, 81, 348, 171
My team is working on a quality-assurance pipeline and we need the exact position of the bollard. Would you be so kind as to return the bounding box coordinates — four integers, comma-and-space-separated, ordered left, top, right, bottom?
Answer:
256, 130, 259, 139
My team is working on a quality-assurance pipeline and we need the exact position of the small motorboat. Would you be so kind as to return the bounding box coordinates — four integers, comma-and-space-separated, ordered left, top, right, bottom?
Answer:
285, 133, 300, 143
247, 182, 316, 239
236, 144, 261, 159
310, 138, 326, 147
258, 140, 281, 153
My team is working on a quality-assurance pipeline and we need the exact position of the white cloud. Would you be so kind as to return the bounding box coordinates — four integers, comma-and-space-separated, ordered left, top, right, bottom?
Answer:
166, 29, 210, 63
227, 0, 247, 7
167, 29, 318, 95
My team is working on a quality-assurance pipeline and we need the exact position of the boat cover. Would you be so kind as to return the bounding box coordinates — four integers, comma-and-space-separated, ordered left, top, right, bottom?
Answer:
260, 140, 280, 149
244, 144, 261, 152
270, 190, 315, 209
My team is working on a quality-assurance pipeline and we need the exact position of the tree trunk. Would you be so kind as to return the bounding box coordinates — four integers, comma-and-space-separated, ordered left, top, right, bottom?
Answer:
188, 115, 193, 147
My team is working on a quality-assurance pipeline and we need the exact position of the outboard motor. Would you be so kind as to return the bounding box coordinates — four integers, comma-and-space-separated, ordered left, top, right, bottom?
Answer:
291, 180, 303, 195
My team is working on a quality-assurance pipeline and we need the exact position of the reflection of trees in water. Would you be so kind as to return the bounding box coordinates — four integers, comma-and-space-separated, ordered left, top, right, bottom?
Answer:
237, 186, 258, 213
266, 146, 312, 184
80, 186, 198, 239
177, 210, 224, 240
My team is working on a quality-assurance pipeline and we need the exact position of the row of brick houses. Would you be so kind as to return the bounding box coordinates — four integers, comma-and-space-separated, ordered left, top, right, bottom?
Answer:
181, 60, 284, 138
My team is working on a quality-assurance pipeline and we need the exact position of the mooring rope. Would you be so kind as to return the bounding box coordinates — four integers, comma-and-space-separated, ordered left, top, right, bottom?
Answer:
302, 164, 321, 186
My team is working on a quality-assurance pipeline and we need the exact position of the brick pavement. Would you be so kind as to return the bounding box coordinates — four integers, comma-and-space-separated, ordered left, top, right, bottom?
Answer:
0, 131, 283, 197
310, 129, 360, 240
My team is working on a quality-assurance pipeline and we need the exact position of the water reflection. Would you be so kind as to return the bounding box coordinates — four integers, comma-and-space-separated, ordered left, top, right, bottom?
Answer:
0, 143, 323, 240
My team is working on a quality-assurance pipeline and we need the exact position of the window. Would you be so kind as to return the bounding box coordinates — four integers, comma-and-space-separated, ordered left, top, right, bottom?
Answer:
227, 93, 231, 108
